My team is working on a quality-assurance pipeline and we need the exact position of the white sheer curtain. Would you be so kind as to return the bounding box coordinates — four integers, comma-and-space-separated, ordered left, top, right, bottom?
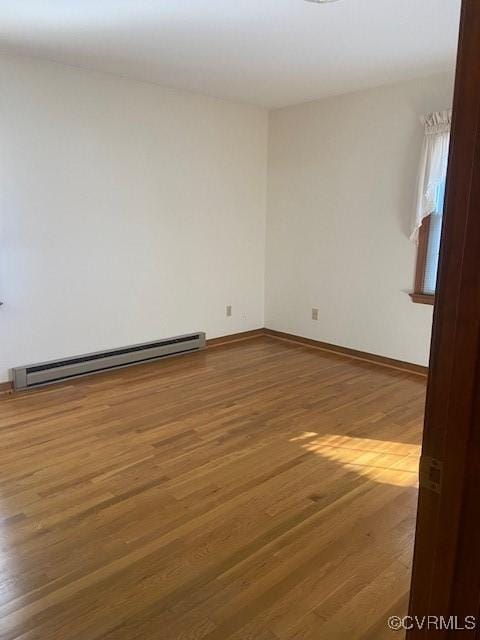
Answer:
411, 110, 451, 243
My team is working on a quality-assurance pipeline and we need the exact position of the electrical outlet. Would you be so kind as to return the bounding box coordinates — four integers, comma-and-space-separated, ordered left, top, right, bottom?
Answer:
226, 305, 232, 317
312, 308, 319, 321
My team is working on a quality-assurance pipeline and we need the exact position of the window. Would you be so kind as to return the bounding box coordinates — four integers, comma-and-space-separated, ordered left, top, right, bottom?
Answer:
411, 180, 446, 305
410, 109, 450, 305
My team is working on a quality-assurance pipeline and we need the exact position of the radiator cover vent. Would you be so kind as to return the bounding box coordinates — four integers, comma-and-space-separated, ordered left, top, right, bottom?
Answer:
12, 332, 206, 390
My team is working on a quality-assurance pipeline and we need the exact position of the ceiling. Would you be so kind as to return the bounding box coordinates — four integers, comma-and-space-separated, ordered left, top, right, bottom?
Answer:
0, 0, 461, 108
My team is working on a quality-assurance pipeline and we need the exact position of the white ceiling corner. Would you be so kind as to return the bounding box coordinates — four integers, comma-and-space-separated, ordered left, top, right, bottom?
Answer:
0, 0, 461, 108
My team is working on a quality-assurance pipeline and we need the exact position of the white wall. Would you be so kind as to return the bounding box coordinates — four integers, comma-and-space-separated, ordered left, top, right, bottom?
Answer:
266, 74, 454, 366
0, 55, 268, 382
0, 56, 455, 382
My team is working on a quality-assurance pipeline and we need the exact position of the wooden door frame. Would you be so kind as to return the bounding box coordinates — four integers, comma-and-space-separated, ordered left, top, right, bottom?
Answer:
408, 0, 480, 636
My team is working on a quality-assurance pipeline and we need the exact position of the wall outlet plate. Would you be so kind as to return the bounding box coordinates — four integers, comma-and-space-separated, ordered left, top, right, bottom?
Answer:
312, 308, 319, 321
226, 305, 232, 317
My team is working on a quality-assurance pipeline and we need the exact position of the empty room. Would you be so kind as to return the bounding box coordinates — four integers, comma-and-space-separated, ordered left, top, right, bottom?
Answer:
2, 0, 477, 638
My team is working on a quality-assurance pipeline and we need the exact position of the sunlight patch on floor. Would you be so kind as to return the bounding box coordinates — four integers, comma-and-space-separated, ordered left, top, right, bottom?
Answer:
291, 432, 421, 488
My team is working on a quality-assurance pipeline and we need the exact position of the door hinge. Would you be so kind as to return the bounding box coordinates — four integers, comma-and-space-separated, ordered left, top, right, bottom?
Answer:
419, 456, 443, 494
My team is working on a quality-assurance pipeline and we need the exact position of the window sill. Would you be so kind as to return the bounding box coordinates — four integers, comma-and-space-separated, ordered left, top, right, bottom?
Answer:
410, 293, 435, 305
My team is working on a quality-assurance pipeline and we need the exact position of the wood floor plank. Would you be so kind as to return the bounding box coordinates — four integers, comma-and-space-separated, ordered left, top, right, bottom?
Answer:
0, 337, 425, 639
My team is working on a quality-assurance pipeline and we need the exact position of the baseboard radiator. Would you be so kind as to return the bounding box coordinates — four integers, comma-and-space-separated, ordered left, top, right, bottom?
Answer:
12, 332, 206, 390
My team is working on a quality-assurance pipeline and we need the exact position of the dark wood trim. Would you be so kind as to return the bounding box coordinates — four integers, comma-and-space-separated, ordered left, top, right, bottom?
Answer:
412, 214, 432, 301
206, 329, 265, 348
0, 381, 13, 395
207, 328, 428, 376
408, 0, 480, 635
3, 329, 424, 396
409, 293, 435, 306
263, 328, 428, 376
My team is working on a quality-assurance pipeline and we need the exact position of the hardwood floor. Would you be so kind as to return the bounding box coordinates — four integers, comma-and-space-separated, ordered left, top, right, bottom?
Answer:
0, 336, 426, 639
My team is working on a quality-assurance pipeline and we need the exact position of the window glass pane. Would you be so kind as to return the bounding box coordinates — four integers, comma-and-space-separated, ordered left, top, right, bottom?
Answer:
424, 181, 446, 294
